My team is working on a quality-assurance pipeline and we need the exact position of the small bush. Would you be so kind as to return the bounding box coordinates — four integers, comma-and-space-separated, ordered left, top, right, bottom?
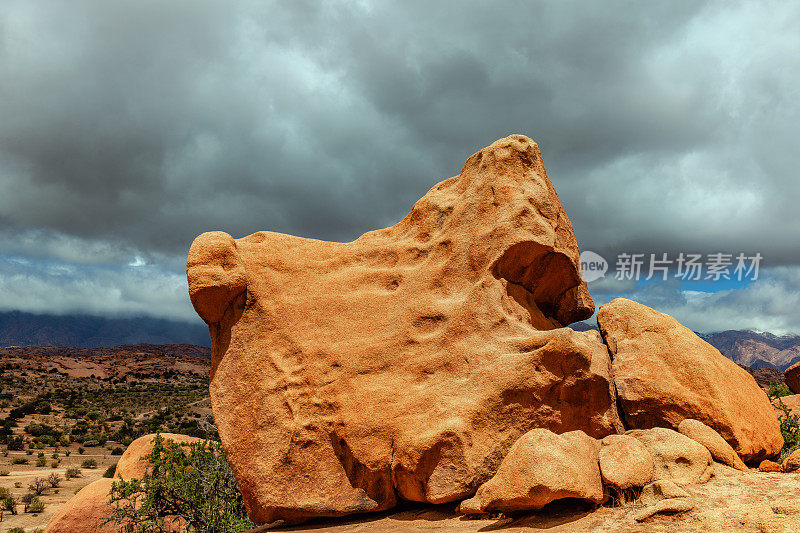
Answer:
81, 458, 98, 469
777, 397, 800, 456
12, 457, 28, 465
769, 380, 793, 400
29, 477, 49, 495
111, 446, 125, 455
78, 447, 85, 454
108, 434, 253, 532
26, 496, 45, 513
65, 466, 82, 479
2, 494, 18, 515
83, 439, 99, 447
48, 472, 62, 487
51, 460, 59, 468
0, 469, 9, 476
103, 463, 117, 478
35, 456, 47, 467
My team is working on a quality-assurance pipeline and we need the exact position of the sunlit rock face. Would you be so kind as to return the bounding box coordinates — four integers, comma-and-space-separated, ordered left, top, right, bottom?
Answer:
187, 134, 622, 525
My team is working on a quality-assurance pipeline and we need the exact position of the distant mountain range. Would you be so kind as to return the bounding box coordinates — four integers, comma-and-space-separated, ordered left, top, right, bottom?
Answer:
700, 330, 800, 371
1, 312, 798, 372
0, 310, 210, 348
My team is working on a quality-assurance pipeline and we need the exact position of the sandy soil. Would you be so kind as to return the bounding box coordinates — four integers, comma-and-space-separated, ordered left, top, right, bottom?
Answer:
0, 444, 112, 532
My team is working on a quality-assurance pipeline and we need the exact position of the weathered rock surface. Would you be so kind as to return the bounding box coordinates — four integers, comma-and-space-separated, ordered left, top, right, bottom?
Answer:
785, 362, 800, 393
678, 418, 747, 471
627, 428, 714, 485
639, 479, 689, 505
633, 499, 694, 522
598, 434, 654, 490
598, 298, 783, 463
46, 478, 116, 533
187, 135, 623, 524
458, 429, 603, 514
46, 434, 200, 533
760, 459, 782, 472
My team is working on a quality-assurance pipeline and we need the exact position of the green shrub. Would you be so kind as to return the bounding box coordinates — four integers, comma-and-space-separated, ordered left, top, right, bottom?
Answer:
83, 439, 99, 447
35, 456, 47, 467
81, 458, 98, 469
776, 397, 800, 456
111, 446, 125, 455
28, 477, 49, 495
12, 457, 28, 465
0, 469, 9, 476
103, 463, 117, 478
65, 466, 82, 479
2, 494, 18, 515
768, 380, 792, 400
107, 434, 253, 532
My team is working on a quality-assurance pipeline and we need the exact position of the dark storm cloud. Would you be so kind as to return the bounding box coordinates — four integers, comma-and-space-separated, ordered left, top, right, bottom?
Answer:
1, 0, 799, 326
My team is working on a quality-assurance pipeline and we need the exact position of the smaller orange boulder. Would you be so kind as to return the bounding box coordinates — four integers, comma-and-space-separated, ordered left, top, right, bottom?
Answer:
759, 460, 782, 472
782, 450, 800, 473
784, 362, 800, 394
46, 478, 116, 533
458, 429, 603, 514
598, 434, 654, 490
46, 433, 203, 533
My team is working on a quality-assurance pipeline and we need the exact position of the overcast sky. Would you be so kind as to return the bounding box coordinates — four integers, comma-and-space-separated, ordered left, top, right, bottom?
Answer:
1, 0, 799, 333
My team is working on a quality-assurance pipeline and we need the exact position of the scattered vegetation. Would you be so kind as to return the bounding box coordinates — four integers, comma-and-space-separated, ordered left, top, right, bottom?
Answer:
107, 434, 253, 533
0, 349, 214, 528
776, 397, 800, 461
768, 380, 792, 401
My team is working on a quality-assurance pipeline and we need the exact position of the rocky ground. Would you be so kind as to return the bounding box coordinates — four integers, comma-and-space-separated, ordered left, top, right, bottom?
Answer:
267, 467, 800, 532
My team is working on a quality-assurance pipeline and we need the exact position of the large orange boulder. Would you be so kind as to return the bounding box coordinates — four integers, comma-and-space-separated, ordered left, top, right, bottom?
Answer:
458, 429, 604, 514
187, 135, 623, 524
46, 478, 116, 533
597, 298, 782, 463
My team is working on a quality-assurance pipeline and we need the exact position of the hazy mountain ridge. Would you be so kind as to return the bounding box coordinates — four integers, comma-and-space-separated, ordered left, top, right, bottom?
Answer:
1, 312, 798, 372
701, 330, 800, 371
0, 310, 210, 348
